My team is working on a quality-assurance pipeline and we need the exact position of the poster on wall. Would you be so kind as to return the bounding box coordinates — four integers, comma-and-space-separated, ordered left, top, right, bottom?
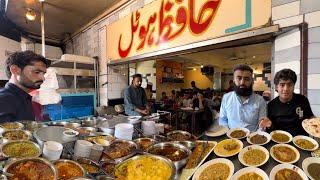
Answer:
107, 0, 271, 61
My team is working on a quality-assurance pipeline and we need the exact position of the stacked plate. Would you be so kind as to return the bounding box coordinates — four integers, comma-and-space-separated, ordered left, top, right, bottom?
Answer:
142, 121, 157, 136
114, 123, 134, 140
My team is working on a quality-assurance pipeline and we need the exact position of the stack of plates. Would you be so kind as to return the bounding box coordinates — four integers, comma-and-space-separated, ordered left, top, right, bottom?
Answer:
114, 123, 134, 140
142, 121, 157, 136
74, 140, 93, 158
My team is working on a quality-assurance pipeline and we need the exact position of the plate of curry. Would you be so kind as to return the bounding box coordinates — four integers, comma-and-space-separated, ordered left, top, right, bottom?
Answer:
270, 130, 293, 144
227, 128, 250, 140
293, 135, 319, 151
214, 139, 243, 157
270, 164, 308, 180
270, 144, 300, 164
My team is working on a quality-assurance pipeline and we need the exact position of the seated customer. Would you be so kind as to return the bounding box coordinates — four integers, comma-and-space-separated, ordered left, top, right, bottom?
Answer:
259, 69, 315, 136
219, 64, 266, 132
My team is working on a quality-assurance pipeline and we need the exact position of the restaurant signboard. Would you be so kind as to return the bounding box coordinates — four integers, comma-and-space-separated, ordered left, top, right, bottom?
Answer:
106, 0, 271, 61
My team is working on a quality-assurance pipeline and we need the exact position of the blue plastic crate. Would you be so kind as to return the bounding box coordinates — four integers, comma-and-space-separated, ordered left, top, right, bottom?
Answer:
43, 93, 96, 121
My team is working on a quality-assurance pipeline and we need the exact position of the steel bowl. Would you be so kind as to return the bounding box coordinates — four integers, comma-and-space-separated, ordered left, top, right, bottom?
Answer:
82, 117, 104, 127
148, 134, 170, 142
167, 130, 192, 141
99, 127, 114, 136
53, 159, 86, 178
75, 157, 100, 176
173, 140, 196, 150
64, 122, 82, 129
133, 138, 157, 151
96, 175, 114, 180
147, 142, 191, 170
1, 129, 32, 141
0, 122, 24, 130
1, 140, 41, 158
115, 154, 175, 179
100, 159, 116, 176
102, 139, 137, 164
3, 157, 57, 179
21, 121, 48, 132
76, 127, 97, 135
48, 121, 68, 126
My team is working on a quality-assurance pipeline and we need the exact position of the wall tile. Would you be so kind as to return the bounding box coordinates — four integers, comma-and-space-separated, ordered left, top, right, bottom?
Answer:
308, 74, 320, 89
272, 1, 300, 20
308, 90, 320, 105
308, 43, 320, 59
309, 27, 320, 43
308, 59, 320, 74
273, 15, 303, 28
305, 10, 320, 28
272, 0, 299, 7
275, 29, 300, 51
300, 0, 320, 14
274, 46, 300, 63
275, 60, 300, 74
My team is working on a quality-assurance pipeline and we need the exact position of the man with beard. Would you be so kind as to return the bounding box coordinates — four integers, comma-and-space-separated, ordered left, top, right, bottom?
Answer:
0, 51, 50, 122
124, 74, 149, 116
219, 64, 266, 131
259, 69, 315, 136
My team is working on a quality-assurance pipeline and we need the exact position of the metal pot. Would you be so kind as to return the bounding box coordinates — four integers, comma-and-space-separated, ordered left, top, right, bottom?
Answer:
3, 157, 57, 179
1, 140, 41, 158
147, 142, 191, 170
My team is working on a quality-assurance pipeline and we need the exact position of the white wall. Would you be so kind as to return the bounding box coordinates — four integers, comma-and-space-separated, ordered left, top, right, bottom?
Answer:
0, 35, 21, 80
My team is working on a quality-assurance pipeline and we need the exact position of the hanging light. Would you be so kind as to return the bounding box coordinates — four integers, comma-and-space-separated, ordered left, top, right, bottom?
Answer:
26, 8, 36, 21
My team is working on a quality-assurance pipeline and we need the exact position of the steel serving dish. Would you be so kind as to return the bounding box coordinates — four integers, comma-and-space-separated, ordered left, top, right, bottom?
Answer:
64, 122, 82, 129
75, 157, 101, 176
167, 130, 192, 141
82, 117, 105, 127
133, 137, 157, 151
48, 121, 68, 126
53, 159, 86, 179
147, 142, 191, 170
102, 139, 138, 164
34, 126, 77, 147
1, 129, 32, 141
115, 154, 175, 180
1, 140, 42, 158
76, 127, 97, 135
3, 157, 58, 179
173, 140, 196, 150
0, 122, 24, 130
20, 121, 48, 132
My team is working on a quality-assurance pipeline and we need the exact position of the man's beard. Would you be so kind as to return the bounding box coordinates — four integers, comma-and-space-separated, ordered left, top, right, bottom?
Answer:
21, 81, 43, 89
233, 83, 253, 97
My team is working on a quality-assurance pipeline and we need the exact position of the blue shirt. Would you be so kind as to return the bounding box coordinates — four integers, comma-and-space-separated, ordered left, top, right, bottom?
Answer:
124, 85, 147, 116
0, 83, 35, 122
219, 91, 266, 132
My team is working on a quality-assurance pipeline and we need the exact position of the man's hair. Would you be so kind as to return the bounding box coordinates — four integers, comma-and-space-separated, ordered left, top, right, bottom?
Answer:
191, 81, 195, 85
132, 73, 142, 79
274, 69, 297, 85
233, 64, 253, 74
5, 50, 50, 78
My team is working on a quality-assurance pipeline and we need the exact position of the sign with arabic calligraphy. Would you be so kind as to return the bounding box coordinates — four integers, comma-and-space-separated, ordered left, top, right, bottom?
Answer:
107, 0, 271, 61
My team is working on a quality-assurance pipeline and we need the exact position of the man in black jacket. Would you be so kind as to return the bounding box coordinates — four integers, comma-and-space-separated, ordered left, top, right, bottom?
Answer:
259, 69, 315, 136
0, 51, 50, 122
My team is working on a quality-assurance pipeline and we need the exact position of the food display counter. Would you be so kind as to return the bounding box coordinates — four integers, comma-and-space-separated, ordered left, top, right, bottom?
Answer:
0, 117, 319, 180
